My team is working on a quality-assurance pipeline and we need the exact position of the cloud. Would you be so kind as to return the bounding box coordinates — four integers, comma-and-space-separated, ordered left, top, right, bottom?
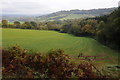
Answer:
0, 0, 119, 15
1, 1, 53, 14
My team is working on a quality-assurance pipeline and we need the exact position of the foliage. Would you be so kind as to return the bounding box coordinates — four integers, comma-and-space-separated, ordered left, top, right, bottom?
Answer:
95, 7, 120, 50
2, 46, 109, 79
2, 20, 8, 28
37, 7, 116, 21
1, 7, 120, 51
14, 21, 21, 28
61, 19, 97, 36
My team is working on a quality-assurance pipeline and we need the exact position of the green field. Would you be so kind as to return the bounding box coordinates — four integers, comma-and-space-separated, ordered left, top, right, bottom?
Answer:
60, 14, 94, 20
2, 28, 119, 65
39, 14, 95, 21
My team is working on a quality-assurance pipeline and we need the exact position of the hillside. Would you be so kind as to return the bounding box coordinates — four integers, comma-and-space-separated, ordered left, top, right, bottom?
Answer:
2, 15, 36, 22
93, 7, 120, 50
2, 28, 118, 65
37, 7, 117, 21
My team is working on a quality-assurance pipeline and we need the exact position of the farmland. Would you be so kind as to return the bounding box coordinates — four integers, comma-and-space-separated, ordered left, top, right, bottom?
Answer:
2, 28, 118, 65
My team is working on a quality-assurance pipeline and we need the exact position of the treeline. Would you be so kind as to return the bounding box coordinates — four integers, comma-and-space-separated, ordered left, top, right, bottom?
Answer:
94, 7, 120, 50
1, 7, 120, 50
1, 19, 98, 37
60, 19, 97, 37
62, 7, 120, 50
2, 45, 109, 78
1, 20, 61, 31
61, 7, 120, 50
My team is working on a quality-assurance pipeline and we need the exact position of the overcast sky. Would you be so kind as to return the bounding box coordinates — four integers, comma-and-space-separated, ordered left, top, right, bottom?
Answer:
0, 0, 119, 15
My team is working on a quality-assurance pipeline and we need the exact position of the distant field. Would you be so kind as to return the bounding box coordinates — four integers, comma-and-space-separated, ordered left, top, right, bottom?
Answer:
2, 28, 119, 65
0, 21, 24, 25
38, 14, 95, 21
60, 14, 95, 20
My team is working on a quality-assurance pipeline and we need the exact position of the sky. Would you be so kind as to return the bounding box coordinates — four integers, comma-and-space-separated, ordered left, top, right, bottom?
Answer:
0, 0, 120, 15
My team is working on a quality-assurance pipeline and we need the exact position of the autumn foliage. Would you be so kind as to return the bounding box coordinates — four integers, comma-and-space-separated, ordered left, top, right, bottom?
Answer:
2, 46, 107, 79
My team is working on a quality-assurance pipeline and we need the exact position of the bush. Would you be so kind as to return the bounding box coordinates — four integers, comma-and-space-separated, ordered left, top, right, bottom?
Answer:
2, 46, 108, 79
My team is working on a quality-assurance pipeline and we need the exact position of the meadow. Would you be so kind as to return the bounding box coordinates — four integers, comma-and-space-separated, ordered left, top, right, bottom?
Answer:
2, 28, 119, 65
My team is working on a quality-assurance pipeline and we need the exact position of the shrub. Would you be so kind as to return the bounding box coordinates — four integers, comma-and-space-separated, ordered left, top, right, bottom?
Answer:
2, 46, 108, 79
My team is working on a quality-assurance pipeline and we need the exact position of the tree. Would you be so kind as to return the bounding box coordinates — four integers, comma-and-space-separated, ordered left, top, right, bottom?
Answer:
30, 21, 37, 29
45, 22, 61, 31
95, 7, 120, 50
68, 23, 81, 36
2, 20, 8, 28
21, 22, 32, 29
61, 23, 72, 33
95, 21, 106, 43
14, 21, 21, 28
81, 24, 94, 35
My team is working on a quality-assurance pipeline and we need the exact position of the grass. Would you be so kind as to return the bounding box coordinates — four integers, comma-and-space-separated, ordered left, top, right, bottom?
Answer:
60, 14, 94, 20
2, 28, 119, 65
39, 14, 95, 21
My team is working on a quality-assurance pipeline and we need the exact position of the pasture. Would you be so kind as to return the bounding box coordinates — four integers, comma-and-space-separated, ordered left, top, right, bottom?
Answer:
2, 28, 119, 65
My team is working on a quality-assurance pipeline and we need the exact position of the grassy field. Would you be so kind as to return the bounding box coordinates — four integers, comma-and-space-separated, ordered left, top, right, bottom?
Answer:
60, 14, 94, 20
2, 28, 119, 65
38, 14, 95, 21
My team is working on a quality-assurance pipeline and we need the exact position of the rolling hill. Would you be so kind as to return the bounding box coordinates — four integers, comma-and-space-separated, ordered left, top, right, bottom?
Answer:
1, 7, 117, 22
37, 7, 117, 21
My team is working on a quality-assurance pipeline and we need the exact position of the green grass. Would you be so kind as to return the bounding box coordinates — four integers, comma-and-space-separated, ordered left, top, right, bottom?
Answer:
2, 28, 119, 78
60, 14, 94, 20
2, 28, 119, 65
39, 14, 95, 21
7, 21, 24, 24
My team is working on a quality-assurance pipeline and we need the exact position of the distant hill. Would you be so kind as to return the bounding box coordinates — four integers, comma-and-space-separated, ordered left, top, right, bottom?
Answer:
1, 7, 117, 22
1, 14, 45, 22
2, 14, 36, 22
37, 7, 117, 21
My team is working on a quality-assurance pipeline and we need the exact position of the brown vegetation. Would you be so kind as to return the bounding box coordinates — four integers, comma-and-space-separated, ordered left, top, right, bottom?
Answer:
2, 45, 110, 79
